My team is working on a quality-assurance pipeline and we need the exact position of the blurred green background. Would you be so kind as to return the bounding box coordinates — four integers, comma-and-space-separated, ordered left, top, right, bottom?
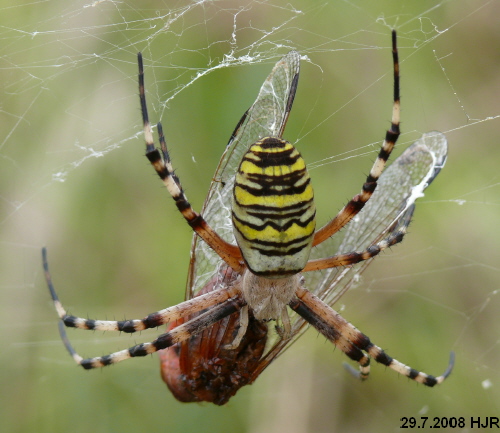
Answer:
1, 1, 499, 432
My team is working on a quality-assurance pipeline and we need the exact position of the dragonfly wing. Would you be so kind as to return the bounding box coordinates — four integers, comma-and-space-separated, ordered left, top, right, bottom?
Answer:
214, 51, 300, 187
253, 131, 448, 375
309, 131, 448, 305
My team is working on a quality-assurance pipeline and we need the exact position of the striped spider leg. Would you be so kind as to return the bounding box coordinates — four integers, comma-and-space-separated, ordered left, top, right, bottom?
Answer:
138, 53, 244, 275
310, 30, 402, 249
43, 247, 247, 368
45, 31, 453, 404
239, 129, 452, 388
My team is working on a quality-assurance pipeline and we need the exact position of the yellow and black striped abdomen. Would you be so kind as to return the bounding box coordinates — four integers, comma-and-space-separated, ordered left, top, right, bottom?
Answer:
232, 137, 316, 278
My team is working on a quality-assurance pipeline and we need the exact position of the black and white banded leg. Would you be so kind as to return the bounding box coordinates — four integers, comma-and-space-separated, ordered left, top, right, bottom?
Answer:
312, 30, 401, 247
138, 53, 243, 272
291, 287, 454, 386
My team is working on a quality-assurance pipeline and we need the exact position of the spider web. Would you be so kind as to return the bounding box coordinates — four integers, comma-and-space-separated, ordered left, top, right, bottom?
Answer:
1, 1, 499, 432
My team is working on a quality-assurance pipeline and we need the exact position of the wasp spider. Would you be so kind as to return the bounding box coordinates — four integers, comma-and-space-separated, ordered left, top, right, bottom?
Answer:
44, 31, 453, 404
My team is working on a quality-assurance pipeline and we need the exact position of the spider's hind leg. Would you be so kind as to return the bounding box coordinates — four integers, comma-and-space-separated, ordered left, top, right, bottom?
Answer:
312, 30, 401, 246
137, 53, 242, 272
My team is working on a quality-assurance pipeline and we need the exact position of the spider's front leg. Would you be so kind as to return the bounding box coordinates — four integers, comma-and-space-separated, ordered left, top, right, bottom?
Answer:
43, 247, 240, 331
63, 295, 247, 369
137, 53, 243, 272
44, 247, 248, 370
290, 286, 454, 386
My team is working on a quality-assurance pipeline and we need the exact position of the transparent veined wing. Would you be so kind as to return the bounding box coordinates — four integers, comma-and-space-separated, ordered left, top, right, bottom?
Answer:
162, 51, 301, 404
310, 131, 448, 305
186, 52, 301, 298
250, 131, 448, 378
